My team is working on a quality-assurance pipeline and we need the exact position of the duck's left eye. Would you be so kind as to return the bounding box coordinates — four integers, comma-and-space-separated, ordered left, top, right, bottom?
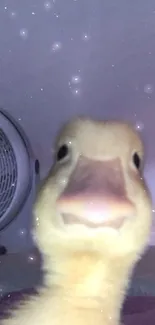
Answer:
132, 152, 141, 170
56, 144, 69, 162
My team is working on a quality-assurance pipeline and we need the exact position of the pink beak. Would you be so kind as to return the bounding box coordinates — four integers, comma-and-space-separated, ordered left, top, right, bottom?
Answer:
57, 157, 135, 229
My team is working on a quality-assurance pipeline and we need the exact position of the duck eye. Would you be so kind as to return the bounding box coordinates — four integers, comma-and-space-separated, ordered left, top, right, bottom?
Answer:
133, 152, 141, 170
56, 144, 69, 162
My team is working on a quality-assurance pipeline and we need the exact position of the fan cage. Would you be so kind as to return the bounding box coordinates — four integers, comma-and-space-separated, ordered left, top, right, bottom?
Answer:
0, 111, 32, 230
0, 129, 18, 218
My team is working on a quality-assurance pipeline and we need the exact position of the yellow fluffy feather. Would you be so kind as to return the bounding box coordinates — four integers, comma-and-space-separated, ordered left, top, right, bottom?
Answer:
1, 117, 152, 325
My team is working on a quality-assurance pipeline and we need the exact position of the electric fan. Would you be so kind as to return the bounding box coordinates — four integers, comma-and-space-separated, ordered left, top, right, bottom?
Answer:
0, 108, 40, 253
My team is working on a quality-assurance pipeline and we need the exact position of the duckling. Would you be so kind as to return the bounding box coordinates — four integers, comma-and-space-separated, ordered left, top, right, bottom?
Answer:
2, 117, 152, 325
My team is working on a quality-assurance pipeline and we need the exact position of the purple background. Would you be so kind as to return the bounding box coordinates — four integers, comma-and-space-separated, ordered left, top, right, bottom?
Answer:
1, 0, 155, 242
0, 0, 155, 315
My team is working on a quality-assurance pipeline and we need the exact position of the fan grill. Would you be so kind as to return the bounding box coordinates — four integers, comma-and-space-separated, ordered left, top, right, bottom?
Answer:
0, 129, 17, 218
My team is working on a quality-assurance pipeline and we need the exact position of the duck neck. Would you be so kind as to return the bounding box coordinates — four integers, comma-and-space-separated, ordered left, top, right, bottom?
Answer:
44, 251, 132, 325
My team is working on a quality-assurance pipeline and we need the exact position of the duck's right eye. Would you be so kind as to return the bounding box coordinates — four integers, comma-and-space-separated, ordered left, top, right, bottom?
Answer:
132, 152, 141, 170
56, 144, 69, 162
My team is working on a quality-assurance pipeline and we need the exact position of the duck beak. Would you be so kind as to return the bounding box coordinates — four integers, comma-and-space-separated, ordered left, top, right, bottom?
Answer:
57, 156, 135, 229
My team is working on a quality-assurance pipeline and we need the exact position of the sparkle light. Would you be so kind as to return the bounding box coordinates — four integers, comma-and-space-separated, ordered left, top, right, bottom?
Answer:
144, 84, 154, 94
28, 254, 37, 263
135, 121, 144, 132
44, 1, 53, 11
71, 75, 81, 84
54, 13, 60, 18
69, 73, 81, 96
72, 88, 80, 96
19, 228, 27, 237
19, 28, 28, 40
82, 33, 90, 41
35, 216, 40, 227
51, 41, 62, 52
10, 11, 16, 18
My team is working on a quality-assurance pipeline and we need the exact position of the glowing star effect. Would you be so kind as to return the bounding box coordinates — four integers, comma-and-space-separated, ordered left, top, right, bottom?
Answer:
51, 42, 62, 52
71, 75, 81, 84
19, 228, 27, 237
19, 28, 28, 40
44, 1, 53, 11
82, 33, 90, 41
135, 121, 144, 132
68, 73, 81, 96
35, 216, 40, 227
144, 84, 154, 94
54, 13, 60, 18
72, 88, 81, 96
10, 12, 16, 18
28, 254, 37, 263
